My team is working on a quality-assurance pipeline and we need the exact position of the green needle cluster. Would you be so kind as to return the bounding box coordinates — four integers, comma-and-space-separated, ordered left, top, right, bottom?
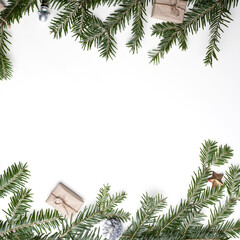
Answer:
0, 0, 239, 80
1, 141, 240, 239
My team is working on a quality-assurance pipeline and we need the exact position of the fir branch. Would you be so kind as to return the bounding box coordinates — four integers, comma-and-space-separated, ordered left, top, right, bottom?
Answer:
96, 184, 111, 210
123, 193, 167, 239
126, 0, 147, 53
149, 0, 220, 64
0, 0, 37, 80
81, 16, 107, 50
208, 165, 240, 230
80, 16, 117, 60
0, 220, 8, 235
4, 188, 33, 226
98, 31, 117, 60
105, 0, 139, 35
221, 219, 240, 238
210, 144, 233, 167
49, 1, 84, 39
59, 185, 129, 238
0, 25, 12, 80
187, 167, 212, 202
147, 141, 232, 238
0, 52, 12, 80
208, 198, 237, 228
182, 210, 205, 235
225, 165, 240, 199
1, 141, 240, 239
49, 0, 73, 10
81, 0, 149, 59
0, 162, 30, 198
200, 140, 218, 168
222, 0, 239, 10
194, 186, 224, 208
71, 1, 91, 40
1, 0, 38, 25
0, 209, 61, 237
28, 232, 60, 240
203, 5, 229, 66
182, 186, 224, 235
87, 0, 123, 8
187, 142, 232, 203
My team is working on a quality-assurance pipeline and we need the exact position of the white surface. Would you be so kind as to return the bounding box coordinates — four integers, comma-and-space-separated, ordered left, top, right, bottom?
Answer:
0, 4, 240, 221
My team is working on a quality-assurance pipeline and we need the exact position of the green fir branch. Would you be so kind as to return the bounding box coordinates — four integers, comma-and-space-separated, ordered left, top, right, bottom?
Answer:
0, 0, 38, 80
182, 210, 206, 235
194, 186, 224, 208
0, 162, 30, 198
146, 141, 232, 238
203, 5, 232, 66
149, 0, 219, 64
4, 188, 33, 226
105, 0, 138, 35
1, 141, 240, 239
0, 209, 61, 238
208, 164, 240, 231
225, 165, 240, 199
0, 0, 38, 25
221, 219, 240, 238
122, 193, 167, 239
59, 185, 130, 238
71, 2, 92, 40
200, 140, 218, 167
49, 0, 72, 10
49, 1, 84, 39
208, 198, 237, 228
126, 0, 147, 53
80, 16, 117, 60
0, 25, 12, 80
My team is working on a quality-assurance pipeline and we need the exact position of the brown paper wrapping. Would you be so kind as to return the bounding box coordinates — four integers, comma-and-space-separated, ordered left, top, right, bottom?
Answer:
0, 1, 5, 12
152, 0, 187, 23
46, 183, 84, 218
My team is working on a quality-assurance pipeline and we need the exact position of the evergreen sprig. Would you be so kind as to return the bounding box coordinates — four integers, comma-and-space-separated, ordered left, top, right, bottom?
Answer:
0, 0, 239, 80
2, 141, 240, 239
3, 188, 33, 225
58, 184, 130, 239
122, 193, 167, 239
0, 0, 38, 80
0, 162, 30, 198
0, 163, 62, 240
143, 140, 234, 239
149, 0, 238, 65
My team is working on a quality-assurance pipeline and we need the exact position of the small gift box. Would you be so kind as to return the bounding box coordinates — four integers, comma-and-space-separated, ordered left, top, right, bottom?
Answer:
152, 0, 187, 23
0, 1, 5, 12
46, 183, 84, 218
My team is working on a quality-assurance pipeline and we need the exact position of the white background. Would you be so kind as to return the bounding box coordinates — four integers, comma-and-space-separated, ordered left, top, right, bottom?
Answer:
0, 2, 240, 227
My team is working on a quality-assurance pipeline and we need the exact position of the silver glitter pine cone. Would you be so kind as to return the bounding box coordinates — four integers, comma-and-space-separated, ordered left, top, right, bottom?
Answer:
102, 218, 123, 240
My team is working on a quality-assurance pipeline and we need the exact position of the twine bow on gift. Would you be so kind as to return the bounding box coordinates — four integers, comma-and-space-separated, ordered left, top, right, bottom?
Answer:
171, 0, 181, 17
51, 194, 78, 216
155, 0, 185, 17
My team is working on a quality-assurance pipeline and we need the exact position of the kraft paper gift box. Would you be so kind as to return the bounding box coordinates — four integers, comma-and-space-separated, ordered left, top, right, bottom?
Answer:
152, 0, 187, 23
46, 183, 84, 218
0, 1, 5, 12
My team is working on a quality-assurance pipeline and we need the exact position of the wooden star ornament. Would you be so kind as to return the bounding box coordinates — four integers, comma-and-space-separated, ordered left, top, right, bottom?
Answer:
208, 171, 224, 188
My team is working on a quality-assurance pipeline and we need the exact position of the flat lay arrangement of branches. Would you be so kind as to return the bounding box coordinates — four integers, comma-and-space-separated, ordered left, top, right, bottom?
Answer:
1, 140, 240, 239
0, 0, 239, 80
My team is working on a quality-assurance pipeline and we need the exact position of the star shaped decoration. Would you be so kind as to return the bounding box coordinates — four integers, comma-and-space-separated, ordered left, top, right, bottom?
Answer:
208, 171, 224, 188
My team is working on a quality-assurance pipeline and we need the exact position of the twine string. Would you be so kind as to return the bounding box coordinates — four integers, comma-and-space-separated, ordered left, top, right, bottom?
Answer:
51, 193, 78, 216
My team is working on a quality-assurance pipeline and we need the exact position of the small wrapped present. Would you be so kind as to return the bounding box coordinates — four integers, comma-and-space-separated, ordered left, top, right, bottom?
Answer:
46, 183, 84, 218
152, 0, 187, 23
0, 1, 5, 12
